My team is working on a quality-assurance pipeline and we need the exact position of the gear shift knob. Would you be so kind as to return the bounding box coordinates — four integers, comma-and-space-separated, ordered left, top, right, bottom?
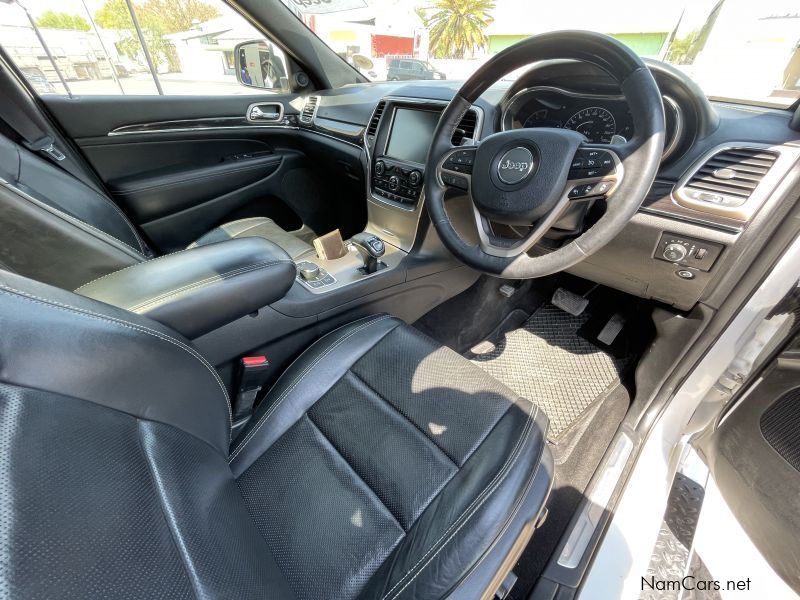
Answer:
349, 233, 385, 274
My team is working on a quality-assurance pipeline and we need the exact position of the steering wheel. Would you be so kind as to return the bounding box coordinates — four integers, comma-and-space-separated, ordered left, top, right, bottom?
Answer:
425, 31, 665, 279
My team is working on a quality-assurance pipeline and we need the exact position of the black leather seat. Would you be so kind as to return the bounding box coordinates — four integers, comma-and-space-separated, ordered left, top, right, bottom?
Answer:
0, 269, 552, 600
0, 133, 315, 290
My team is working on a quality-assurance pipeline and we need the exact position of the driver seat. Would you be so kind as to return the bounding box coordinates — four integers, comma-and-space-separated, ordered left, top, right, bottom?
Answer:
0, 269, 552, 600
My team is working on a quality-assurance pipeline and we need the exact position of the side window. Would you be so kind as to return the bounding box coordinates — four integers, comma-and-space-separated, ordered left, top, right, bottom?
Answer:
0, 0, 289, 96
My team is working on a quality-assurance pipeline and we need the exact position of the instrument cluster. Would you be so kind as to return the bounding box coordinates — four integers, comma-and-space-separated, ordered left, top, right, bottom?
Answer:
502, 86, 635, 144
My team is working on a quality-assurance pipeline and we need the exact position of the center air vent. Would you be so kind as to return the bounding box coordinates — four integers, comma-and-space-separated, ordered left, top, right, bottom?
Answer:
367, 100, 386, 138
300, 96, 319, 124
452, 109, 478, 145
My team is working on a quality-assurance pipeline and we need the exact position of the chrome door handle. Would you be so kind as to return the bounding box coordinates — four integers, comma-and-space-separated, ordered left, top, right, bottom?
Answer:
246, 102, 284, 123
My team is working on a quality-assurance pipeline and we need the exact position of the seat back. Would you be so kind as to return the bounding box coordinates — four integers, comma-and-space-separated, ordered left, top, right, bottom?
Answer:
0, 134, 147, 289
0, 269, 298, 599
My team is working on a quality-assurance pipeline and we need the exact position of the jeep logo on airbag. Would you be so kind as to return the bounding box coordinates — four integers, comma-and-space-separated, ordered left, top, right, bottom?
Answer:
496, 147, 535, 185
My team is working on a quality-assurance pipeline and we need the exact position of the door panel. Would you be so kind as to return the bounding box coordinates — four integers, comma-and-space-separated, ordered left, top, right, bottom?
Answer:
38, 94, 363, 252
108, 152, 282, 223
700, 293, 800, 594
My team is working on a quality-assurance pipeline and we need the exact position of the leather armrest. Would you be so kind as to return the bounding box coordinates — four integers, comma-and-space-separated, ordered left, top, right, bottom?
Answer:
75, 237, 296, 338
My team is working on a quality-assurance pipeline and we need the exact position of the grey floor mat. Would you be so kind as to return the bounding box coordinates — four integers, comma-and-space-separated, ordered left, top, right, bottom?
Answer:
467, 303, 631, 439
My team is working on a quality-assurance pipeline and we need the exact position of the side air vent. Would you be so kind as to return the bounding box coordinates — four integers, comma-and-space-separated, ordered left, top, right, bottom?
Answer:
673, 145, 788, 220
367, 100, 386, 138
452, 109, 478, 145
300, 95, 319, 124
683, 148, 778, 206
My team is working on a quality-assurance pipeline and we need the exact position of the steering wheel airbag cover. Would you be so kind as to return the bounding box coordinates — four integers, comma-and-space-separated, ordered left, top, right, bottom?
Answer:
471, 128, 585, 225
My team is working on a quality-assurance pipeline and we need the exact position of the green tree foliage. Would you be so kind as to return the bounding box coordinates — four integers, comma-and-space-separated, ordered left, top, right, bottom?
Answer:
416, 0, 495, 59
36, 10, 91, 32
95, 0, 220, 72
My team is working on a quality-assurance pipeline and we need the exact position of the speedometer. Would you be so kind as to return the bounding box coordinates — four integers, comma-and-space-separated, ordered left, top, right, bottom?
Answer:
564, 107, 616, 143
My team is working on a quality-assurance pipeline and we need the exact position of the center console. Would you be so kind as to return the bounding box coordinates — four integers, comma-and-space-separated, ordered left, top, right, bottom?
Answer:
287, 98, 483, 297
364, 98, 483, 252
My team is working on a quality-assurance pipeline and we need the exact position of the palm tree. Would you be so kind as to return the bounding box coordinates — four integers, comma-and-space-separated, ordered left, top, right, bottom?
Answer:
417, 0, 495, 60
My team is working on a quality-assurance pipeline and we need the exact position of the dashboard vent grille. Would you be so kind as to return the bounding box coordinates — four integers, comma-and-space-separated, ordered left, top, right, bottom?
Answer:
300, 96, 319, 124
452, 109, 478, 145
367, 100, 386, 138
684, 148, 778, 204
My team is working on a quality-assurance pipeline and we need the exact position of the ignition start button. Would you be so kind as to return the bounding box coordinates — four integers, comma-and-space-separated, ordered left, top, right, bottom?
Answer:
676, 269, 695, 280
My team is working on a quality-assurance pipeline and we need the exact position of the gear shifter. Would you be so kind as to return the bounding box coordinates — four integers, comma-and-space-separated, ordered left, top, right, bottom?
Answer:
348, 233, 386, 275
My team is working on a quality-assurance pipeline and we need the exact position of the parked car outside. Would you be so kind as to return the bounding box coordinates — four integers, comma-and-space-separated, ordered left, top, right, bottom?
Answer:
386, 57, 446, 81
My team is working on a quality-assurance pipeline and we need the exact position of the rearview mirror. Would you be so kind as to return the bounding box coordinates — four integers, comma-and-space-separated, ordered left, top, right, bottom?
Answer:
235, 40, 290, 92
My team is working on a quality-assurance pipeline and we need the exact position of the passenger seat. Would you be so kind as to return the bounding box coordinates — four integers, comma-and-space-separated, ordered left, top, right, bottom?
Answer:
0, 134, 314, 289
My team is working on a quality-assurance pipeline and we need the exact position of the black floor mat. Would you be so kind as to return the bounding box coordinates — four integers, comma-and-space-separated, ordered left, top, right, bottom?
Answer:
466, 302, 634, 440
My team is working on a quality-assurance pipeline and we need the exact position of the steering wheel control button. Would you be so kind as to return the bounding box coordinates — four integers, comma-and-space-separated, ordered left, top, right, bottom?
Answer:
676, 269, 695, 280
496, 147, 535, 185
443, 149, 476, 176
442, 172, 469, 190
568, 149, 616, 179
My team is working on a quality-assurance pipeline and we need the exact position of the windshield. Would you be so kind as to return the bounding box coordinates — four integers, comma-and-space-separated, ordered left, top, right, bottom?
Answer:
280, 0, 800, 107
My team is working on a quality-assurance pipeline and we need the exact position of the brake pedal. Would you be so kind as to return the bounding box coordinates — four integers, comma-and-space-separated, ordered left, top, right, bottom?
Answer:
551, 287, 589, 316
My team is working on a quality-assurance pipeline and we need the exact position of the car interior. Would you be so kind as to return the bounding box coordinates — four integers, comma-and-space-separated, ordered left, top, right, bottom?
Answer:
1, 2, 800, 599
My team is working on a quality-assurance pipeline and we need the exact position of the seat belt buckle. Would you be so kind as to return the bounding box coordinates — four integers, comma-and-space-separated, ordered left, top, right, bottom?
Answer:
232, 356, 270, 433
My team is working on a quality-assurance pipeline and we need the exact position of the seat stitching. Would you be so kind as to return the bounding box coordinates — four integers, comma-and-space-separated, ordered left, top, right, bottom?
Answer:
1, 178, 145, 257
90, 190, 148, 254
383, 406, 537, 600
136, 420, 203, 600
228, 315, 394, 463
380, 404, 539, 600
74, 246, 214, 291
219, 220, 274, 239
189, 217, 277, 248
306, 414, 406, 533
0, 285, 232, 439
128, 259, 292, 312
349, 370, 459, 467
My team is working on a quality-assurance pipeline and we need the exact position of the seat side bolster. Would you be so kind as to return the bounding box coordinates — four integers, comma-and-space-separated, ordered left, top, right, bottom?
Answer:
361, 401, 551, 600
229, 314, 403, 475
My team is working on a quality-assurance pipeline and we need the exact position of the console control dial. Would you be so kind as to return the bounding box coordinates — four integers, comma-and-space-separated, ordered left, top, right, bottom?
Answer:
375, 160, 385, 176
408, 170, 422, 187
388, 175, 400, 191
663, 243, 688, 262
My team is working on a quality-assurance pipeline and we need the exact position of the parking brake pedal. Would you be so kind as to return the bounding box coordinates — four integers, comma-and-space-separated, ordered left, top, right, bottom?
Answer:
551, 287, 590, 316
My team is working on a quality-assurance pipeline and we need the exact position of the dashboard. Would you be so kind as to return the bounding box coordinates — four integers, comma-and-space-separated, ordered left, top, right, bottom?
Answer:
295, 60, 800, 312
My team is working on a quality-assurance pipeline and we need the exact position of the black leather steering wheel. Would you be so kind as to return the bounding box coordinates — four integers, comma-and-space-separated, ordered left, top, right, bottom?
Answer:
425, 31, 666, 279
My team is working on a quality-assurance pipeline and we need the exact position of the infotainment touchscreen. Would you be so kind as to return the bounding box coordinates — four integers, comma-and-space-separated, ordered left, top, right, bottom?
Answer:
385, 108, 441, 164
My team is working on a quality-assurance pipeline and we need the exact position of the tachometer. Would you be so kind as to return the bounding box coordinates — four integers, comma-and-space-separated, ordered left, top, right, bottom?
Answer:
564, 107, 616, 143
522, 109, 562, 129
